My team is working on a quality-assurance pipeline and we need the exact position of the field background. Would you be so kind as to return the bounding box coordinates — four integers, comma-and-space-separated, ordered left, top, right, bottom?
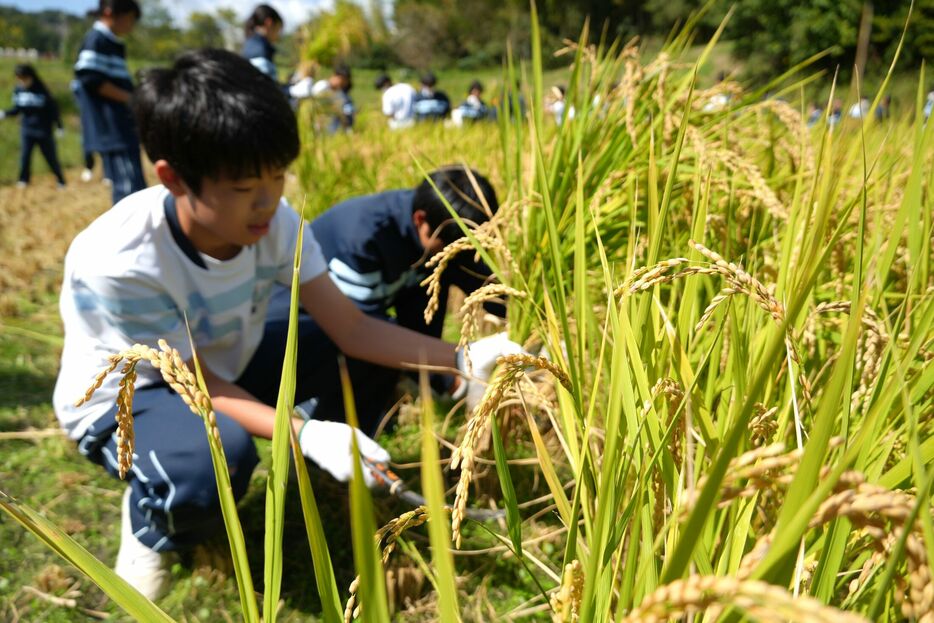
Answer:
0, 24, 931, 622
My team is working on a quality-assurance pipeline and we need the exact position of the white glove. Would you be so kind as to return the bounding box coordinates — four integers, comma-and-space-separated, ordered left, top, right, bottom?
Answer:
457, 332, 525, 413
0, 111, 6, 120
55, 127, 64, 138
298, 419, 390, 488
459, 332, 524, 381
288, 77, 315, 100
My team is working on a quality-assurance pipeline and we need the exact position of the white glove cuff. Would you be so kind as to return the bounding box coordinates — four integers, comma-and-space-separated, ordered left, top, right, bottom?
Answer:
450, 377, 469, 401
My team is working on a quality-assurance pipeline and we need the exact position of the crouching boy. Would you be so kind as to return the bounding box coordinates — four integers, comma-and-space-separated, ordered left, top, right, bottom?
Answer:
307, 166, 504, 407
52, 49, 521, 601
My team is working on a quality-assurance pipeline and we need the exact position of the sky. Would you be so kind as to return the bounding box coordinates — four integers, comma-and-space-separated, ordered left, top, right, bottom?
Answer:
1, 0, 330, 30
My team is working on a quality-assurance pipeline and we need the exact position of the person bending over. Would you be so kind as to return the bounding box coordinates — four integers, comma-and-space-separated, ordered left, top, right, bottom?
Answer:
304, 165, 505, 414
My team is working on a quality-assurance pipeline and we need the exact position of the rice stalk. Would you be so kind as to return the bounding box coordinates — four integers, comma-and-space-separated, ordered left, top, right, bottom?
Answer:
450, 354, 571, 547
75, 340, 221, 477
619, 575, 868, 623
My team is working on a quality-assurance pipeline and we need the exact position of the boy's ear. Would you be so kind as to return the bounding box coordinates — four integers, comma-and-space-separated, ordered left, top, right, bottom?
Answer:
412, 209, 428, 227
154, 160, 187, 196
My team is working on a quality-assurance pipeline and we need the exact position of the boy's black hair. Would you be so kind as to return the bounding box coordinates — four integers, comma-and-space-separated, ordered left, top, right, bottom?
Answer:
98, 0, 141, 19
468, 80, 483, 94
334, 64, 351, 79
413, 166, 499, 246
13, 64, 51, 96
420, 72, 437, 87
374, 74, 391, 90
245, 4, 283, 35
134, 48, 299, 196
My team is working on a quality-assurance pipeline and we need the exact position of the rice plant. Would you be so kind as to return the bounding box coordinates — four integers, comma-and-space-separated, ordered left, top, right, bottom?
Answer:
1, 5, 931, 622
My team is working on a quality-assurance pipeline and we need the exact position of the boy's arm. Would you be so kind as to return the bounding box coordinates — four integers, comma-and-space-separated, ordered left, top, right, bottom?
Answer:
300, 272, 458, 371
96, 81, 132, 104
196, 363, 302, 439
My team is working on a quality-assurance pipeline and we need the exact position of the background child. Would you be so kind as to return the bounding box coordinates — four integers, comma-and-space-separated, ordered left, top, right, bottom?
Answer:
242, 4, 283, 80
452, 79, 492, 126
0, 64, 66, 188
73, 0, 146, 204
413, 71, 451, 121
54, 48, 521, 600
375, 73, 416, 129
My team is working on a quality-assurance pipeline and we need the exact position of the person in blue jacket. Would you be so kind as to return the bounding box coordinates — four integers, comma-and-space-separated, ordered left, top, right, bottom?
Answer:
414, 72, 451, 122
73, 0, 146, 204
0, 64, 66, 188
242, 4, 283, 81
296, 166, 506, 417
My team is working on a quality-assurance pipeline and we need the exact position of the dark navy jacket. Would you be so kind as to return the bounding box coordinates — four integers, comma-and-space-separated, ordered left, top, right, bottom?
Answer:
311, 190, 502, 337
242, 34, 278, 80
5, 84, 61, 138
73, 22, 138, 152
414, 89, 451, 121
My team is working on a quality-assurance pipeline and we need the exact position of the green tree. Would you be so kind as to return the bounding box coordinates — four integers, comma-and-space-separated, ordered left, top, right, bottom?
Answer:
729, 0, 863, 81
185, 11, 224, 49
128, 0, 183, 61
299, 0, 379, 67
873, 0, 934, 68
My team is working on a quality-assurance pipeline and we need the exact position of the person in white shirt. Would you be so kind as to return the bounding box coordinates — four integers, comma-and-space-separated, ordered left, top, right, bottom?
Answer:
56, 49, 523, 601
375, 73, 416, 129
289, 65, 355, 133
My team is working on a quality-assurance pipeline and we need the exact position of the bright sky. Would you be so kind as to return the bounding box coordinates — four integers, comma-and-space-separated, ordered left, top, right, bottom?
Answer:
0, 0, 330, 30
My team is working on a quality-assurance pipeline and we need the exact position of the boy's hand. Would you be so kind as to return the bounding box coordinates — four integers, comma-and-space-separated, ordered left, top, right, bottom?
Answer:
298, 419, 391, 488
458, 332, 525, 381
456, 332, 525, 413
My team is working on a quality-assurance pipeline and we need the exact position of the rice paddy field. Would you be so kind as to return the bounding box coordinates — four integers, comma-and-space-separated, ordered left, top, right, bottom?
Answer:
1, 14, 933, 623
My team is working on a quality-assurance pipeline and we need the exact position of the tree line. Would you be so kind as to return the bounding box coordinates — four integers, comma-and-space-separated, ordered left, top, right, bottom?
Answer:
1, 0, 931, 82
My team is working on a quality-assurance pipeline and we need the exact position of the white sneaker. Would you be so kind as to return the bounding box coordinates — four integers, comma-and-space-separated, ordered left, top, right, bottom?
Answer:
115, 488, 174, 601
15, 181, 26, 188
80, 168, 93, 182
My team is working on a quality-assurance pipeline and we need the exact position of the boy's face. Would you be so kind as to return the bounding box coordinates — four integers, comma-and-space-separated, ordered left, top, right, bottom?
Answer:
156, 161, 286, 260
102, 10, 137, 36
413, 210, 447, 258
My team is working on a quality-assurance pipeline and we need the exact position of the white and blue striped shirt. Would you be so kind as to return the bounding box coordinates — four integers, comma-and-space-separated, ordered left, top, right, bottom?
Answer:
54, 186, 327, 440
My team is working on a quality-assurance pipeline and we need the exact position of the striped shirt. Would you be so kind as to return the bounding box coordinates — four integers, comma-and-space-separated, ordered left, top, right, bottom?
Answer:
5, 84, 61, 137
311, 189, 501, 336
54, 185, 327, 440
242, 34, 278, 80
73, 21, 137, 152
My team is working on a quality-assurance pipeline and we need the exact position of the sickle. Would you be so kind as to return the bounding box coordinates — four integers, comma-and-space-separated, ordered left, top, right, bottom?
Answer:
361, 456, 506, 522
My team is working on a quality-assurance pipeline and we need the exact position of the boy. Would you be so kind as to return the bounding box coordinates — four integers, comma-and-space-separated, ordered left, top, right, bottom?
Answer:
0, 64, 66, 188
452, 80, 493, 126
306, 166, 503, 408
375, 73, 416, 129
73, 0, 146, 204
53, 49, 521, 600
290, 65, 355, 133
413, 72, 451, 121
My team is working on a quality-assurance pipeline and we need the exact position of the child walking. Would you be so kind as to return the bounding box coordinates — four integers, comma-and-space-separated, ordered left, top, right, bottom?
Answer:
0, 64, 66, 188
54, 48, 522, 601
73, 0, 146, 204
